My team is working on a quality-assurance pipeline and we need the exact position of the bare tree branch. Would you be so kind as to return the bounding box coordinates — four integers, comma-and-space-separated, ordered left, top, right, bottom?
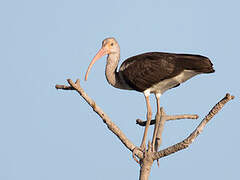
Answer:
153, 108, 167, 166
136, 114, 199, 126
56, 79, 144, 159
166, 114, 199, 121
154, 108, 167, 151
56, 79, 234, 180
153, 93, 234, 160
55, 84, 74, 90
139, 141, 154, 180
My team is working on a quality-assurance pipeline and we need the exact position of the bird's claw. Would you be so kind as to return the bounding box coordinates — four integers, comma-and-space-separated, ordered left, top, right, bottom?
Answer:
140, 144, 146, 151
132, 147, 141, 164
132, 144, 160, 167
132, 145, 146, 165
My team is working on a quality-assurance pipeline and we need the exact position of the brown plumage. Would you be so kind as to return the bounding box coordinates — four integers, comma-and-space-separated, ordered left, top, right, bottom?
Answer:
119, 52, 214, 92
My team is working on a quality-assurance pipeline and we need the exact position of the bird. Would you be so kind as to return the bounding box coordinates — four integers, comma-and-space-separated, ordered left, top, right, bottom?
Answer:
84, 37, 214, 152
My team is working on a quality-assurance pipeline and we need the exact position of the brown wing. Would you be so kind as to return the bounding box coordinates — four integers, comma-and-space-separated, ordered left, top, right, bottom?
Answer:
119, 52, 214, 92
119, 52, 181, 92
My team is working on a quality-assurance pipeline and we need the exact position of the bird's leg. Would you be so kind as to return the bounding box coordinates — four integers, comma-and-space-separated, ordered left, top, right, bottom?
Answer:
152, 94, 161, 151
140, 95, 152, 151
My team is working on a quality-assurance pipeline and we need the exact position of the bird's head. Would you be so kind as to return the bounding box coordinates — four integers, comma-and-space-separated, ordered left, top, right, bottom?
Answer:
85, 37, 119, 81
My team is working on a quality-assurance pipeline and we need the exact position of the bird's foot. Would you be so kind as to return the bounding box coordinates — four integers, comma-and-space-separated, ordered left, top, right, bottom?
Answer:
140, 143, 146, 152
132, 147, 141, 164
132, 144, 146, 165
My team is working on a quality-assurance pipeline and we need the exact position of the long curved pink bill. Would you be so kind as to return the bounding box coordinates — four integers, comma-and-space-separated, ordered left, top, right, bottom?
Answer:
84, 48, 106, 81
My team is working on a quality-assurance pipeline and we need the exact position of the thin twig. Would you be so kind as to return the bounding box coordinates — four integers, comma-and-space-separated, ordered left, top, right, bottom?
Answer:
136, 114, 199, 126
55, 84, 74, 90
166, 114, 199, 121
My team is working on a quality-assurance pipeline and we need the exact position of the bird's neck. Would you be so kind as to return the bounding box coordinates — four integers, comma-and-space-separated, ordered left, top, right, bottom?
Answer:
105, 53, 132, 90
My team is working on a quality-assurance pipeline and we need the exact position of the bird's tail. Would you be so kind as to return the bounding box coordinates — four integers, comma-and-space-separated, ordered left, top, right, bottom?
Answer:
177, 54, 215, 73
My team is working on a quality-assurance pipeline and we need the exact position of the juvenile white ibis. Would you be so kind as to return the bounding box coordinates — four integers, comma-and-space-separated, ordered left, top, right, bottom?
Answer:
85, 37, 214, 151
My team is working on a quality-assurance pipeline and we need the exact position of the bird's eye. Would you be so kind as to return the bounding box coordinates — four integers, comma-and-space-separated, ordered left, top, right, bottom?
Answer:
110, 43, 114, 46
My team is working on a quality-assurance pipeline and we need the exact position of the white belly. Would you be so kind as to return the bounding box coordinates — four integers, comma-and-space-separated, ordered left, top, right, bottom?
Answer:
144, 70, 199, 96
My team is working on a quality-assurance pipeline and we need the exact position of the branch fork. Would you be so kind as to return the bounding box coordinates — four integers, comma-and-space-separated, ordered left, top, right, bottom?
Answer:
56, 79, 234, 180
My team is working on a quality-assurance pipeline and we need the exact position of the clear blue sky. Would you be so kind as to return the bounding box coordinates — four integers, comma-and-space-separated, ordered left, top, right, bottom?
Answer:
0, 0, 239, 179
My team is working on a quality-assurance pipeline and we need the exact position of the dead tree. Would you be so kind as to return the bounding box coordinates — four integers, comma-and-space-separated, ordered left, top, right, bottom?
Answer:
55, 79, 234, 180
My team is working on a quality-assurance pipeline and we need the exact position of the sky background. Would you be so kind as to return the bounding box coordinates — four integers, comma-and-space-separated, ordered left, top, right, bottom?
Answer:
0, 0, 239, 179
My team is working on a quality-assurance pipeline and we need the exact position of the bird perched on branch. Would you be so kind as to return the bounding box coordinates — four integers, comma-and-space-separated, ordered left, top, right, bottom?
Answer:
85, 37, 214, 152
